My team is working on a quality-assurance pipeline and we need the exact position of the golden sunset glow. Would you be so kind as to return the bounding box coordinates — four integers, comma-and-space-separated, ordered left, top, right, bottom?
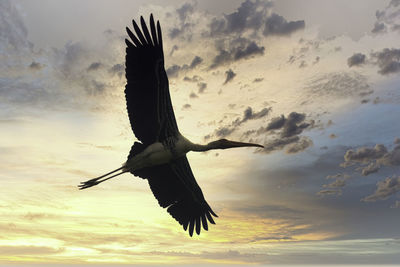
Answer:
1, 0, 400, 265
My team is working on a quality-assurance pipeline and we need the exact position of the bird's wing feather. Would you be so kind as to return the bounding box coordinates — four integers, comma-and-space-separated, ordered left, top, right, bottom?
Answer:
125, 15, 179, 144
128, 145, 217, 236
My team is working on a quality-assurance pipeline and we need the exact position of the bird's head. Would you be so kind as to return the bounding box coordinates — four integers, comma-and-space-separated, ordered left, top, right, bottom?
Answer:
208, 138, 264, 150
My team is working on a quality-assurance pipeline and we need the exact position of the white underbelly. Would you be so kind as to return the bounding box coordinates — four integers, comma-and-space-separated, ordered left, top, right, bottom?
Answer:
124, 142, 173, 171
124, 135, 191, 171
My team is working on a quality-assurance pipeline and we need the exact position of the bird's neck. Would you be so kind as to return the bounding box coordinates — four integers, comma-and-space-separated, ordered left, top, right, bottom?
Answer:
189, 143, 215, 152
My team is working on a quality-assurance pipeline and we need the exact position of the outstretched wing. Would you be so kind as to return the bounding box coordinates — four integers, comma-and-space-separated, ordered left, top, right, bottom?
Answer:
125, 14, 179, 145
128, 143, 217, 236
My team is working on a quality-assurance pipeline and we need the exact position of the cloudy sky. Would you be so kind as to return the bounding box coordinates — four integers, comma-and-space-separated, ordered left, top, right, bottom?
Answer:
1, 0, 400, 265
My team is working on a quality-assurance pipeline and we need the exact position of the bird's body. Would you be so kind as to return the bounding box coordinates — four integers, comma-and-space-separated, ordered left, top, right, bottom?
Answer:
79, 14, 263, 236
123, 134, 190, 171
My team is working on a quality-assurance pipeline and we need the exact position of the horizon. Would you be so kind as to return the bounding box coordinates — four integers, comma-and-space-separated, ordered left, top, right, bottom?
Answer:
1, 0, 400, 265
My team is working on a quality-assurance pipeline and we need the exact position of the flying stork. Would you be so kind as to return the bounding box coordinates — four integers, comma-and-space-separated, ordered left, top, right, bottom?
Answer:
79, 14, 264, 236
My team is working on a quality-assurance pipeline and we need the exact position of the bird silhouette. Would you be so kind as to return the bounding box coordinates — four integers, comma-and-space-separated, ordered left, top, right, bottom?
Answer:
79, 14, 263, 236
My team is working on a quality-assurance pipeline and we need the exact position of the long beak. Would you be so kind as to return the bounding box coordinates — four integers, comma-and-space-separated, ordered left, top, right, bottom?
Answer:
225, 140, 264, 148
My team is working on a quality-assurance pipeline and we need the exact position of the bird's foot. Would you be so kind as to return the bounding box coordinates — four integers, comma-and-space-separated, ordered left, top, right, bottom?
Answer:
78, 178, 101, 190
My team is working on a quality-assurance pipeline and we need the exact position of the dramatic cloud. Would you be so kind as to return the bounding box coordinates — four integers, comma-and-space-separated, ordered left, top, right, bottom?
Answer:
343, 142, 400, 173
211, 106, 271, 138
371, 22, 386, 33
324, 140, 400, 203
347, 53, 366, 67
207, 0, 305, 69
361, 162, 380, 176
372, 1, 400, 34
29, 61, 43, 70
344, 144, 388, 164
190, 56, 203, 68
166, 56, 203, 78
209, 0, 303, 37
263, 13, 305, 36
209, 0, 273, 36
197, 82, 207, 93
266, 112, 312, 138
87, 62, 102, 72
363, 176, 400, 202
182, 103, 191, 110
253, 78, 264, 83
210, 38, 265, 68
370, 48, 400, 75
168, 2, 196, 39
285, 137, 313, 154
109, 63, 124, 78
224, 69, 236, 84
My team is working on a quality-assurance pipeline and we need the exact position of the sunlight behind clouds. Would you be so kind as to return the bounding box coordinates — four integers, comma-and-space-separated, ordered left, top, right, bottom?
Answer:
1, 0, 400, 265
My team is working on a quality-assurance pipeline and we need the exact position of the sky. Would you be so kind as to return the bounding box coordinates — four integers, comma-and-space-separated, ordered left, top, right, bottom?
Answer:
1, 0, 400, 265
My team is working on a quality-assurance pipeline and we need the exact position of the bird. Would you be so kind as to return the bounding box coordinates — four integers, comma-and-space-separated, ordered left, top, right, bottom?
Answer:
78, 14, 264, 237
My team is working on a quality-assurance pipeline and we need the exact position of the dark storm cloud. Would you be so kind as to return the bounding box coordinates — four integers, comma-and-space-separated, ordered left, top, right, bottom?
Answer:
263, 13, 305, 36
262, 136, 312, 154
347, 53, 366, 67
209, 0, 273, 35
263, 135, 300, 153
209, 0, 303, 37
168, 2, 196, 40
183, 75, 202, 82
197, 82, 207, 93
210, 38, 265, 68
189, 92, 198, 98
363, 176, 400, 202
190, 56, 203, 68
234, 41, 265, 61
370, 48, 400, 75
207, 0, 304, 69
208, 106, 271, 138
253, 78, 264, 83
266, 115, 285, 130
176, 2, 194, 21
251, 112, 314, 154
371, 22, 386, 33
166, 64, 181, 78
87, 62, 102, 72
109, 63, 124, 78
166, 56, 203, 78
182, 103, 191, 110
224, 69, 236, 84
169, 44, 178, 56
240, 106, 270, 123
29, 61, 43, 70
265, 112, 311, 138
215, 126, 236, 137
